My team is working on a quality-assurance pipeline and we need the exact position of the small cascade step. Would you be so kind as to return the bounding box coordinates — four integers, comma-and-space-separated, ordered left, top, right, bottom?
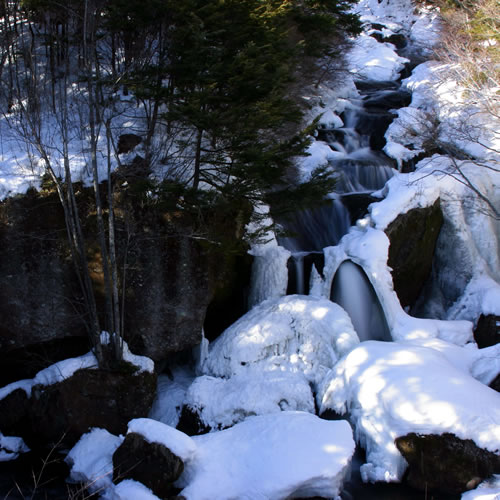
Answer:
286, 252, 325, 295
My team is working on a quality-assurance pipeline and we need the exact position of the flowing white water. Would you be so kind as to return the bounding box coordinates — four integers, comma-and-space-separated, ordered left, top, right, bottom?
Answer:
330, 260, 392, 342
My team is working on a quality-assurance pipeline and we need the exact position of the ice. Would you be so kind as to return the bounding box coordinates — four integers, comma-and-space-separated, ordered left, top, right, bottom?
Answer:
318, 341, 500, 483
182, 295, 358, 429
247, 245, 291, 308
177, 411, 355, 500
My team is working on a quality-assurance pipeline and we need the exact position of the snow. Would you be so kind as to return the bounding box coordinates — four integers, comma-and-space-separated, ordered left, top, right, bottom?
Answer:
318, 340, 500, 483
181, 295, 358, 429
348, 34, 409, 82
149, 368, 195, 428
0, 378, 34, 400
0, 336, 154, 403
127, 418, 196, 463
184, 371, 315, 430
0, 433, 29, 462
33, 352, 98, 386
203, 295, 359, 386
100, 332, 155, 373
113, 480, 160, 500
66, 428, 124, 496
177, 411, 355, 500
462, 475, 500, 500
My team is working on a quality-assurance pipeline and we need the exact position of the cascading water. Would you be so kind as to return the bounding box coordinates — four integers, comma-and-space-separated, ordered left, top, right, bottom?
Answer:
273, 79, 412, 342
330, 260, 392, 342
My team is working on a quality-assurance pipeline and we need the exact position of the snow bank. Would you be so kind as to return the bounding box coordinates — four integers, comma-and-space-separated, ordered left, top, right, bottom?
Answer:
127, 418, 196, 463
318, 341, 500, 483
100, 332, 155, 373
385, 62, 500, 164
177, 411, 355, 500
66, 428, 124, 496
0, 433, 29, 462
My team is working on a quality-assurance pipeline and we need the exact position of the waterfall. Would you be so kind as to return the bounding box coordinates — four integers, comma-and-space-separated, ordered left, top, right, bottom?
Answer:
251, 80, 412, 342
330, 260, 392, 342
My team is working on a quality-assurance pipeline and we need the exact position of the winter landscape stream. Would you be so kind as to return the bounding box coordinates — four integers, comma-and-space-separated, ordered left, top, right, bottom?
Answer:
0, 0, 499, 498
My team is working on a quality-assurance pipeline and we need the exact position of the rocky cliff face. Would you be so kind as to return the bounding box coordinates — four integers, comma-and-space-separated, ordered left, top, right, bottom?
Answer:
0, 183, 251, 378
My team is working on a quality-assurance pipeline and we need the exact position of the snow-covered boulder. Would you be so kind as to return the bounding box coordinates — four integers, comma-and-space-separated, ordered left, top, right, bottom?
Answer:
318, 340, 500, 484
113, 419, 196, 499
177, 411, 355, 500
202, 295, 359, 386
182, 295, 359, 429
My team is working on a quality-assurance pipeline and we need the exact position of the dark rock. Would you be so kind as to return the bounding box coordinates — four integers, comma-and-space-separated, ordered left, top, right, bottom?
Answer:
0, 184, 250, 365
0, 388, 30, 437
386, 199, 443, 309
176, 406, 211, 436
362, 89, 412, 111
490, 373, 500, 392
341, 193, 379, 225
113, 432, 183, 499
204, 252, 252, 341
386, 33, 407, 49
117, 133, 142, 154
474, 314, 500, 348
0, 191, 87, 353
113, 155, 151, 182
0, 337, 90, 387
28, 366, 156, 448
396, 432, 500, 495
353, 109, 395, 150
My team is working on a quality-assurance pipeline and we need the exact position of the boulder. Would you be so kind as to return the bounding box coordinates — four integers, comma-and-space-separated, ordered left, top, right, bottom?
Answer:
474, 314, 500, 348
113, 432, 184, 499
396, 433, 500, 495
386, 199, 444, 309
176, 406, 211, 436
117, 133, 142, 154
0, 184, 250, 366
0, 388, 30, 437
28, 366, 156, 448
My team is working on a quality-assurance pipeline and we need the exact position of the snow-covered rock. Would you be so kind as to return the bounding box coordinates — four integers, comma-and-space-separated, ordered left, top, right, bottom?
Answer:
318, 340, 500, 483
177, 411, 355, 500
